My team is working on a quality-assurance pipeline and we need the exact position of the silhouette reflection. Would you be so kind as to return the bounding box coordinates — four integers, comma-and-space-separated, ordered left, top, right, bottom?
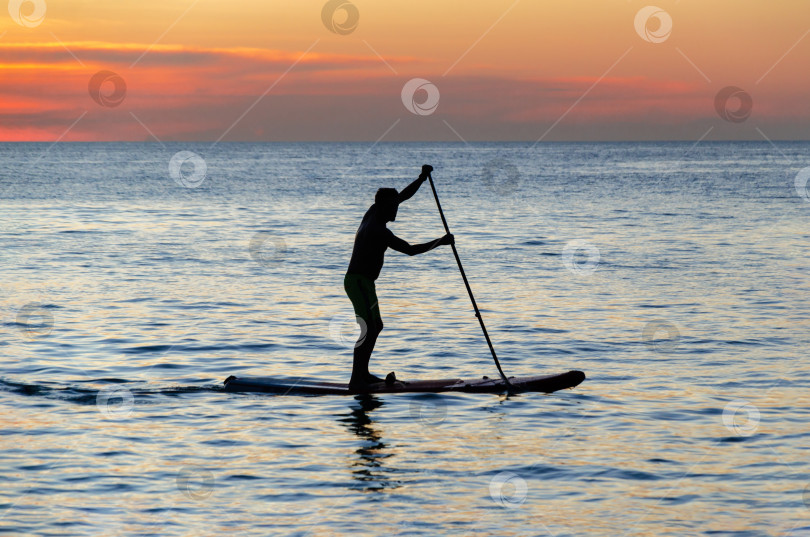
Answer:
338, 394, 400, 492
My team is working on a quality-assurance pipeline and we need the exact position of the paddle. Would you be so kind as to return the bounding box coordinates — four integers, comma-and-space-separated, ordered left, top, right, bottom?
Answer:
426, 172, 513, 389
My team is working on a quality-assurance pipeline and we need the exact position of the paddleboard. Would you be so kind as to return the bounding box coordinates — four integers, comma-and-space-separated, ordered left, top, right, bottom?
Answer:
223, 370, 585, 396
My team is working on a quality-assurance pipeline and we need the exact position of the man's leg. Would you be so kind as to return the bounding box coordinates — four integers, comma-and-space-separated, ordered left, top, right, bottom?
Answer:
345, 273, 384, 387
350, 316, 382, 386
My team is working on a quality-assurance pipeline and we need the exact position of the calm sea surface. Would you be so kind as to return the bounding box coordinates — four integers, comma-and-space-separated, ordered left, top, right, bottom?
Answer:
1, 142, 809, 536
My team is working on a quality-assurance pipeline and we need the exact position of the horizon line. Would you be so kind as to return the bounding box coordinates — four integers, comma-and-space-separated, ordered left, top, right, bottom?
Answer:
1, 138, 808, 144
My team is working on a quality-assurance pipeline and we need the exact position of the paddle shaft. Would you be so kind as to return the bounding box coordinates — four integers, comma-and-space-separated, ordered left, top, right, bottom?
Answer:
426, 173, 512, 387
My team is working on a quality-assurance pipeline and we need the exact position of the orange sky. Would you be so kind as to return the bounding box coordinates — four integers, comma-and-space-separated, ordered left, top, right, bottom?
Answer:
1, 0, 809, 141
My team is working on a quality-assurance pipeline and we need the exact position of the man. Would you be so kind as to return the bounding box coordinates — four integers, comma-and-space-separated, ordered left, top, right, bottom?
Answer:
344, 164, 454, 390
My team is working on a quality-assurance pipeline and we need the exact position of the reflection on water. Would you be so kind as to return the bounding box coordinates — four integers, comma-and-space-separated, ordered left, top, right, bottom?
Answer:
339, 395, 400, 492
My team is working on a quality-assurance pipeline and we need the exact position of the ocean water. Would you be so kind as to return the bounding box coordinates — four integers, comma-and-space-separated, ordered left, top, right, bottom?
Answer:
1, 141, 809, 536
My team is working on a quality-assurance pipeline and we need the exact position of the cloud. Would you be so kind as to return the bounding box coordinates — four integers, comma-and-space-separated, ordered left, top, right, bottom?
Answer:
0, 41, 398, 69
0, 42, 807, 141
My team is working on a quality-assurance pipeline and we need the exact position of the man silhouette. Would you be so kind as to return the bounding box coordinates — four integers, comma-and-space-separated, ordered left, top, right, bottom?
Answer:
345, 164, 454, 390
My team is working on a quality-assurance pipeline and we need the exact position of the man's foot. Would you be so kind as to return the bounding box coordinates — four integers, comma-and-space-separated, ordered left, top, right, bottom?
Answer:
365, 373, 385, 384
349, 372, 392, 391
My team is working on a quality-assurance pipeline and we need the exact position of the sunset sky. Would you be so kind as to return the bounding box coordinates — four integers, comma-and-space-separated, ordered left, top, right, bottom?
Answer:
1, 0, 809, 141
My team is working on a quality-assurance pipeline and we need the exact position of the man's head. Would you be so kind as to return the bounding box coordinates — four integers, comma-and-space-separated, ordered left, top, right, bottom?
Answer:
375, 188, 399, 222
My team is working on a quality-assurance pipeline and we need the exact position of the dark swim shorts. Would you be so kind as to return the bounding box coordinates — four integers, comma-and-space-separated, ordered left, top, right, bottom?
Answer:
344, 273, 381, 324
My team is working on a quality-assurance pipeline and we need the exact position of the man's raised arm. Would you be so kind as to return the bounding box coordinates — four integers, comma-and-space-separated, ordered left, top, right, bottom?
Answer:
397, 164, 433, 204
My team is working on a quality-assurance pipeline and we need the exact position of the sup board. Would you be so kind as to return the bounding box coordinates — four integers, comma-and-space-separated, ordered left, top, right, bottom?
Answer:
223, 370, 585, 396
